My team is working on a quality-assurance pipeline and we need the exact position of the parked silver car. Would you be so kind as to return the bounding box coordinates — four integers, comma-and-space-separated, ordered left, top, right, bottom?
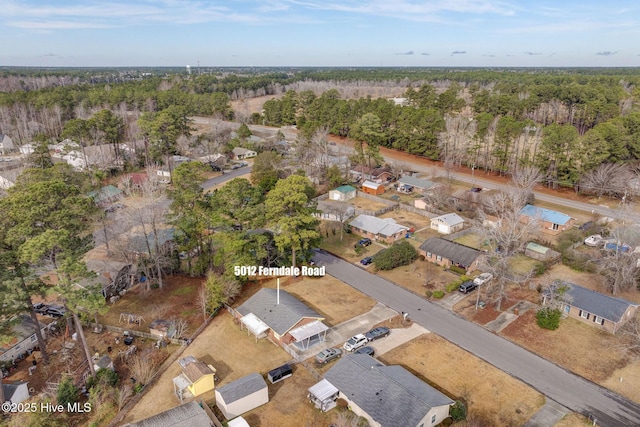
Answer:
343, 334, 368, 352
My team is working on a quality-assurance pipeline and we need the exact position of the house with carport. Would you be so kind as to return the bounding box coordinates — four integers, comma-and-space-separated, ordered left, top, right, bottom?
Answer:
419, 237, 481, 273
519, 204, 575, 235
232, 147, 257, 160
215, 372, 268, 420
349, 214, 409, 244
313, 354, 454, 426
542, 281, 638, 333
430, 213, 465, 235
232, 288, 328, 351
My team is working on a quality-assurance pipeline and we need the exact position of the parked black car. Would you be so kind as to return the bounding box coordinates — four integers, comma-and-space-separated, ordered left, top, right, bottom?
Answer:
360, 256, 373, 266
365, 327, 390, 342
33, 303, 48, 315
354, 346, 375, 356
46, 305, 67, 318
123, 331, 134, 345
458, 280, 478, 294
357, 238, 372, 246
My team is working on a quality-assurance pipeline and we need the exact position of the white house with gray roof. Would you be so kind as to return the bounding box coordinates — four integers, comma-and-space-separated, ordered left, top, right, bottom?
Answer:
430, 213, 465, 235
397, 175, 437, 194
543, 281, 638, 334
215, 373, 268, 420
321, 354, 454, 427
233, 288, 327, 350
349, 214, 410, 244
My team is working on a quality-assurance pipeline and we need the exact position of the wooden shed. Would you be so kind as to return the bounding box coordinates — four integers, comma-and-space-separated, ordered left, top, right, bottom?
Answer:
361, 180, 385, 195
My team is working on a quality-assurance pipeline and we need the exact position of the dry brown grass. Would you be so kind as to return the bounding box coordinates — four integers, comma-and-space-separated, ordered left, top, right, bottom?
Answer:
376, 258, 458, 295
380, 334, 544, 427
378, 209, 433, 231
122, 311, 292, 424
501, 312, 628, 382
350, 196, 390, 212
555, 412, 591, 426
601, 359, 640, 404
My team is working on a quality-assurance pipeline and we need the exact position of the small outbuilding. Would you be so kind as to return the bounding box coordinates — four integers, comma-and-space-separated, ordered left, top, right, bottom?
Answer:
308, 378, 340, 412
2, 381, 29, 404
215, 373, 269, 420
329, 185, 357, 201
430, 213, 465, 235
361, 180, 385, 195
125, 400, 214, 427
173, 355, 217, 402
524, 242, 560, 262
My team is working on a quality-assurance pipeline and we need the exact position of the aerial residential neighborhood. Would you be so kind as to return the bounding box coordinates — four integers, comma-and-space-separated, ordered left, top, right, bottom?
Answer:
2, 63, 640, 427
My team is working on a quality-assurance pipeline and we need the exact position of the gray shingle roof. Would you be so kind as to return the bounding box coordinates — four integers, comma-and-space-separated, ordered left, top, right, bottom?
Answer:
216, 373, 267, 404
236, 288, 323, 335
2, 382, 27, 403
398, 176, 435, 190
129, 401, 212, 427
350, 214, 409, 237
431, 213, 464, 226
554, 281, 638, 322
419, 237, 481, 268
325, 354, 453, 427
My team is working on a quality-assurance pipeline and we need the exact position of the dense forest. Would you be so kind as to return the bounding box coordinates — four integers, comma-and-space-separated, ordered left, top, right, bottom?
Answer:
1, 67, 639, 190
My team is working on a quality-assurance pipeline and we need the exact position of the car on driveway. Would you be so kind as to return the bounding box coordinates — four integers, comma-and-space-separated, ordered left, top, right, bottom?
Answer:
357, 238, 372, 246
458, 280, 478, 294
343, 334, 368, 352
315, 347, 342, 364
365, 326, 390, 342
584, 234, 603, 246
360, 256, 373, 266
473, 273, 493, 286
354, 346, 375, 356
46, 305, 66, 318
33, 303, 48, 315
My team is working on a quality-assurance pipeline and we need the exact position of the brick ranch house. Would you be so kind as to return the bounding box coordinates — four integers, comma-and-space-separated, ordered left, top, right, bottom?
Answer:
543, 281, 638, 334
349, 214, 410, 244
519, 204, 575, 235
419, 237, 482, 273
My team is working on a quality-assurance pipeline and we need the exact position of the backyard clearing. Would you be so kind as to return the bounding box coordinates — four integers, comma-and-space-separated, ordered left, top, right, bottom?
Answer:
350, 196, 391, 212
121, 311, 292, 424
380, 334, 544, 426
453, 232, 485, 250
379, 209, 432, 231
318, 229, 381, 263
376, 258, 458, 295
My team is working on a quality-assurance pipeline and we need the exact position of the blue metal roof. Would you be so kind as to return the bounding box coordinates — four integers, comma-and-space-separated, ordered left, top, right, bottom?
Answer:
519, 204, 572, 225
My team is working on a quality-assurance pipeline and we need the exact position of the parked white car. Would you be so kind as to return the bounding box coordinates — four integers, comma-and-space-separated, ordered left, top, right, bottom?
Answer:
584, 234, 603, 247
473, 273, 493, 286
343, 334, 368, 352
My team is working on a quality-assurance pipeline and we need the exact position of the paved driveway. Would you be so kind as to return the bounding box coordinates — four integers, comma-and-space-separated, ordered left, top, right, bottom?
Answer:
312, 249, 640, 427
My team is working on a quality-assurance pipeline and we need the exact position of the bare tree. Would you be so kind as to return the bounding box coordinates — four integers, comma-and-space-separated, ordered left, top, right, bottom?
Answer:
113, 384, 133, 412
578, 163, 633, 199
598, 226, 640, 295
128, 354, 158, 385
169, 317, 190, 340
197, 284, 211, 324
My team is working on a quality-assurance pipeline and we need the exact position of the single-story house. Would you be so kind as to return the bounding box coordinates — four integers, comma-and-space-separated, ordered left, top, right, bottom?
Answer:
19, 143, 35, 155
232, 147, 257, 160
519, 204, 575, 235
397, 176, 437, 194
127, 227, 177, 259
198, 153, 227, 169
84, 259, 134, 299
524, 242, 560, 262
233, 288, 328, 350
361, 180, 385, 195
320, 354, 454, 427
430, 213, 465, 235
173, 355, 217, 402
542, 281, 639, 334
215, 372, 268, 420
62, 144, 123, 171
349, 214, 410, 244
350, 166, 393, 183
315, 199, 355, 222
0, 315, 50, 363
0, 134, 15, 155
2, 381, 29, 404
329, 185, 357, 201
87, 185, 123, 207
124, 400, 214, 427
419, 238, 481, 273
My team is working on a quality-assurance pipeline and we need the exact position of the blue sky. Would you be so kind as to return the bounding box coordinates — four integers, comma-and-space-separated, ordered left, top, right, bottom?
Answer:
1, 0, 639, 67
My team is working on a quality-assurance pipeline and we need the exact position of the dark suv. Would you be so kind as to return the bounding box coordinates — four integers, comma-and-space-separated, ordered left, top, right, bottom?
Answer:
458, 280, 478, 294
358, 238, 372, 246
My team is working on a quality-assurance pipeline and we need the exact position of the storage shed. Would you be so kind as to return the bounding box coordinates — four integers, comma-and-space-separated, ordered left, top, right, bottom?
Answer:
361, 180, 385, 195
329, 185, 356, 201
215, 373, 269, 420
524, 242, 560, 262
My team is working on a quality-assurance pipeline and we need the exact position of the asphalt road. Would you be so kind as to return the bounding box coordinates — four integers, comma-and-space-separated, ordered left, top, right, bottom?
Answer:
200, 165, 253, 191
312, 249, 640, 427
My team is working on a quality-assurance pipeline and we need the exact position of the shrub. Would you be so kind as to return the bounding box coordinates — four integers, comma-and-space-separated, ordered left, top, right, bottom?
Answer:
86, 368, 119, 391
425, 290, 433, 299
536, 307, 562, 330
432, 290, 445, 299
57, 375, 79, 406
446, 275, 470, 293
373, 240, 418, 270
450, 400, 467, 422
449, 265, 466, 275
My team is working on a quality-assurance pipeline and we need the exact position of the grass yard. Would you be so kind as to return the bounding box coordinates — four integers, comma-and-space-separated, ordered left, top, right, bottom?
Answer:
319, 229, 381, 262
509, 254, 543, 276
350, 196, 391, 212
122, 311, 293, 425
378, 209, 433, 231
376, 259, 458, 296
501, 311, 628, 383
380, 334, 544, 426
453, 232, 485, 250
266, 275, 377, 326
